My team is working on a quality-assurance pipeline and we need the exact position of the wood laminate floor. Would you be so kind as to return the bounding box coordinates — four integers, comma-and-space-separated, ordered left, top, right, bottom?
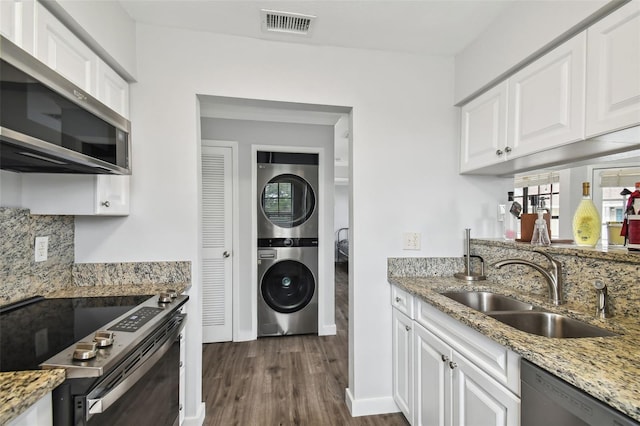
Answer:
202, 263, 409, 426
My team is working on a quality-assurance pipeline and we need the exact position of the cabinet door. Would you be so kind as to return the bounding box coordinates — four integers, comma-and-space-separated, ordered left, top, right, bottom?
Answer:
460, 81, 509, 173
21, 174, 129, 216
95, 175, 130, 215
96, 58, 130, 118
451, 353, 520, 426
392, 309, 414, 421
35, 2, 96, 94
1, 0, 35, 54
586, 2, 640, 137
414, 323, 452, 426
508, 33, 586, 157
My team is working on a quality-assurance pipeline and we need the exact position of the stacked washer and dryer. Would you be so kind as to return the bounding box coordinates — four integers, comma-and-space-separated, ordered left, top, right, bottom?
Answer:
257, 151, 319, 337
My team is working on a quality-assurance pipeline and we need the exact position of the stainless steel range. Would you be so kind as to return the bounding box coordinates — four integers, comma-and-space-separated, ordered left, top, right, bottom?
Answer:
0, 292, 188, 425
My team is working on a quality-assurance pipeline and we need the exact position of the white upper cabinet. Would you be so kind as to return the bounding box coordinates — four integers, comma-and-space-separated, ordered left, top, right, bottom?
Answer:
96, 58, 130, 118
460, 82, 509, 173
1, 0, 35, 54
586, 2, 640, 138
21, 174, 130, 216
35, 2, 97, 94
507, 32, 586, 156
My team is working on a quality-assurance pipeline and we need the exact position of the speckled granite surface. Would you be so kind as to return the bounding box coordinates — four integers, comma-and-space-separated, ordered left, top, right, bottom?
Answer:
389, 241, 640, 422
45, 282, 188, 298
73, 261, 191, 286
0, 370, 65, 425
1, 208, 74, 305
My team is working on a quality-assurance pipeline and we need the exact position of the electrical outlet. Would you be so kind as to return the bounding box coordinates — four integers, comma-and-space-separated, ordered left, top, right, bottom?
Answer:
403, 232, 421, 250
498, 204, 506, 222
35, 236, 48, 262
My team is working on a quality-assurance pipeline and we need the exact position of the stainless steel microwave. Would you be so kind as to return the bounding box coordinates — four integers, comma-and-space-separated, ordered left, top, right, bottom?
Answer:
0, 35, 131, 174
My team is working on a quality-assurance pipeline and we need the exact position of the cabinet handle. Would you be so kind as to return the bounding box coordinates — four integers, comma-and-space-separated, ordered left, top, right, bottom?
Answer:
496, 149, 504, 156
405, 325, 411, 331
179, 361, 184, 368
101, 201, 110, 208
179, 404, 183, 411
395, 297, 402, 303
441, 354, 449, 362
449, 361, 457, 370
504, 146, 512, 153
223, 251, 230, 258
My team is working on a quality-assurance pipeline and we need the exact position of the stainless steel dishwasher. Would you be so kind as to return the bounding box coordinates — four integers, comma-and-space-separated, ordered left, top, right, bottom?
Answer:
521, 359, 639, 426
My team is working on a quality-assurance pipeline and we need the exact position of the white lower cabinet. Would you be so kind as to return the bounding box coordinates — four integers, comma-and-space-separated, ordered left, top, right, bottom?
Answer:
414, 321, 451, 426
392, 286, 520, 426
392, 308, 414, 420
7, 393, 53, 426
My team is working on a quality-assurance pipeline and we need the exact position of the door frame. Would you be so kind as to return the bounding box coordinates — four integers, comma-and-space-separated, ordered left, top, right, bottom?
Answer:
201, 139, 240, 341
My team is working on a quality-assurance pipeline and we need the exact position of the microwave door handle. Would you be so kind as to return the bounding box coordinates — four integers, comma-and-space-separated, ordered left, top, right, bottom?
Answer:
86, 320, 183, 417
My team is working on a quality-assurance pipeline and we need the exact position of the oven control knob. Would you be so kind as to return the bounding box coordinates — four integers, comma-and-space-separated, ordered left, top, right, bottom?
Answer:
158, 292, 172, 303
93, 331, 114, 347
73, 342, 98, 360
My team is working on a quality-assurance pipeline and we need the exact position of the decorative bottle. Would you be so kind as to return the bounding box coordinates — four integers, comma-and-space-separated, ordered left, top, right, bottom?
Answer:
572, 182, 601, 247
503, 191, 519, 241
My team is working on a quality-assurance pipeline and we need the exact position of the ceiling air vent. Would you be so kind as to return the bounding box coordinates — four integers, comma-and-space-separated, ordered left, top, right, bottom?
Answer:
260, 9, 316, 36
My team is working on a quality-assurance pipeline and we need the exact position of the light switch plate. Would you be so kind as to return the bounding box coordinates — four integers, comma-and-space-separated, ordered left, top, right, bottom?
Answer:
35, 236, 48, 262
403, 232, 421, 250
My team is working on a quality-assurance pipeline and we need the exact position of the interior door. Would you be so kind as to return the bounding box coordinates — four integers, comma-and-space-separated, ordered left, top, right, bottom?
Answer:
201, 144, 233, 343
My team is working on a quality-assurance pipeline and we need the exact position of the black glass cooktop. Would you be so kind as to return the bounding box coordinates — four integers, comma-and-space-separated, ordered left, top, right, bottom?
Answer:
0, 295, 151, 372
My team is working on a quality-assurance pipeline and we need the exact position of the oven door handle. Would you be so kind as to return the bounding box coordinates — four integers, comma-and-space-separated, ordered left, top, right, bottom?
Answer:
87, 317, 185, 416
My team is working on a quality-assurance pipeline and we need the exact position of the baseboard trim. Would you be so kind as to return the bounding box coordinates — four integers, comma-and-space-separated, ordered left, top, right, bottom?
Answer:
345, 388, 400, 417
182, 402, 206, 426
319, 323, 337, 336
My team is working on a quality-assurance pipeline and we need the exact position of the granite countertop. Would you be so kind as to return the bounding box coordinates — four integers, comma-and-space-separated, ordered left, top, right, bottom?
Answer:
389, 276, 640, 422
0, 370, 65, 425
0, 283, 188, 425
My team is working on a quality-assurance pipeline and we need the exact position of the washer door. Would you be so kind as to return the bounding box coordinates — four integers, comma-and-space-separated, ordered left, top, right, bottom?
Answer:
260, 174, 316, 229
261, 260, 315, 314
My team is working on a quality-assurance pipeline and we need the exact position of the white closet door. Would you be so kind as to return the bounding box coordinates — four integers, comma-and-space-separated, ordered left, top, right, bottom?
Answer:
202, 145, 233, 343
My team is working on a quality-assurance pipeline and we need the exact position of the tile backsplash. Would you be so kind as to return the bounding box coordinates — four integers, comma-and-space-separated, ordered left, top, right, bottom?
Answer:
1, 207, 74, 304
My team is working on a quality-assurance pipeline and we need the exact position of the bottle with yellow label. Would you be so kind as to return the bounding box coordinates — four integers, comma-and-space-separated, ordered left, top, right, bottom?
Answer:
572, 182, 601, 247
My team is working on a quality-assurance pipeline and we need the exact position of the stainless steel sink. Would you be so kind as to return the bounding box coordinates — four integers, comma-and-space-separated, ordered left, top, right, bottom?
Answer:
488, 311, 618, 338
440, 291, 535, 312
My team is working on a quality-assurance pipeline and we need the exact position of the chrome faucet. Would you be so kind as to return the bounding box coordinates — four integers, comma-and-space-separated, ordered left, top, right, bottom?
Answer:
594, 281, 611, 318
493, 250, 564, 305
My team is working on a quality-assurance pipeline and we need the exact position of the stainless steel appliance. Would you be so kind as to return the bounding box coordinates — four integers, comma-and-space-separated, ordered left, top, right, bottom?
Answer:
0, 293, 187, 425
257, 238, 318, 336
521, 359, 639, 426
257, 152, 318, 240
0, 35, 131, 174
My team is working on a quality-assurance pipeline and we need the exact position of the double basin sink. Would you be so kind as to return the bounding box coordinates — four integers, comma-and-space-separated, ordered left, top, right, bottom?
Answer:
440, 291, 617, 338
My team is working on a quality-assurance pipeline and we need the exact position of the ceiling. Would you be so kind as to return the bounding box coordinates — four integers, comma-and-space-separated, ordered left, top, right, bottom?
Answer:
119, 0, 517, 57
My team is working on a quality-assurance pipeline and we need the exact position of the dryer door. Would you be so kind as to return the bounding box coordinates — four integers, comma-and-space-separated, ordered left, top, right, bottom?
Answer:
260, 173, 316, 229
261, 259, 315, 313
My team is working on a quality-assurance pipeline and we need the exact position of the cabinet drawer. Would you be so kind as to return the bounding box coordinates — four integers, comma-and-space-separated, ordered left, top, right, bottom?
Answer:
415, 299, 520, 395
391, 286, 414, 319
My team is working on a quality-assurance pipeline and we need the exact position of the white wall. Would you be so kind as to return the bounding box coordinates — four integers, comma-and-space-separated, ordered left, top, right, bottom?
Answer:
334, 184, 349, 237
0, 171, 21, 208
454, 0, 613, 103
69, 23, 508, 418
200, 117, 335, 337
